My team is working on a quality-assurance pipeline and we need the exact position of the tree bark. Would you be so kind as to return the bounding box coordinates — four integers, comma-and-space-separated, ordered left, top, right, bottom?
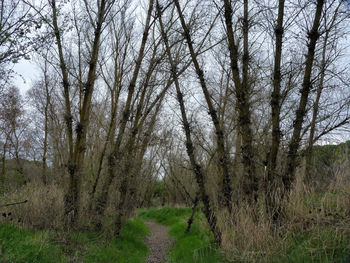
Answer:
51, 0, 74, 161
1, 139, 6, 181
265, 0, 285, 221
223, 0, 257, 203
284, 0, 324, 194
304, 2, 341, 185
185, 193, 199, 234
42, 61, 51, 185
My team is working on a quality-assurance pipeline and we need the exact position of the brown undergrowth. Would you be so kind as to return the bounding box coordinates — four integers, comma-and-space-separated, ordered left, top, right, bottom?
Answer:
219, 165, 350, 262
0, 182, 64, 230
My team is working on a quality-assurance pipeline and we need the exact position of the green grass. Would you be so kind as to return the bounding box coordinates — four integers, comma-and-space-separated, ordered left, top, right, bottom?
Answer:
139, 206, 228, 263
277, 227, 350, 263
83, 218, 149, 263
0, 224, 64, 263
0, 218, 149, 263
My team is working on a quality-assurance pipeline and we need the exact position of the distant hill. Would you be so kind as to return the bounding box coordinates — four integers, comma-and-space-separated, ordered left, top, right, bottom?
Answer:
310, 141, 350, 190
313, 140, 350, 168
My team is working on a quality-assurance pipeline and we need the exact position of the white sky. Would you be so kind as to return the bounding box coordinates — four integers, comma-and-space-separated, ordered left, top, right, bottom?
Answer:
12, 59, 40, 96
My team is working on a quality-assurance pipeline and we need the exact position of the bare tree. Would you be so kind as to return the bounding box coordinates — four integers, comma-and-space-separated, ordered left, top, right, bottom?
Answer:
222, 0, 258, 204
174, 0, 234, 211
157, 0, 222, 244
0, 0, 43, 81
0, 86, 27, 174
93, 0, 155, 232
304, 0, 350, 184
48, 0, 116, 226
27, 55, 54, 185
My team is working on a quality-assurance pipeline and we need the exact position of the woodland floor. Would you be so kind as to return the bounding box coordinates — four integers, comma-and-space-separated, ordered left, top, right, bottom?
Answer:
2, 206, 348, 262
144, 221, 173, 263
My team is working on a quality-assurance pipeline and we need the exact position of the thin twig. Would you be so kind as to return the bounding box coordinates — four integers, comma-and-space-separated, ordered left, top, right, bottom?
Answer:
0, 200, 28, 208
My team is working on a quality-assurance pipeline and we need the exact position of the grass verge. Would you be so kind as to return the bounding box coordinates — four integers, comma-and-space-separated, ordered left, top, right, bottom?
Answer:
0, 218, 149, 263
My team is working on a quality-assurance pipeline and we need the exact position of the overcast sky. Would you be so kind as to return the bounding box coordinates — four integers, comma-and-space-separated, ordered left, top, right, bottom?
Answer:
13, 59, 39, 96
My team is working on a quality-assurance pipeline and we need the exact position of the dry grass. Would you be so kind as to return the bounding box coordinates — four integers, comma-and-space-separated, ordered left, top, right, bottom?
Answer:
0, 181, 120, 233
0, 182, 64, 230
220, 206, 276, 262
220, 163, 350, 262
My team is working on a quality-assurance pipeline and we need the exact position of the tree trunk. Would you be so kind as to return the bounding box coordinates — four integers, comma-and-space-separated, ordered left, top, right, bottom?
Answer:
42, 62, 51, 185
265, 0, 285, 221
223, 0, 257, 203
88, 88, 120, 212
185, 193, 199, 234
157, 2, 222, 244
283, 0, 324, 195
114, 44, 165, 235
51, 0, 74, 160
89, 25, 130, 209
304, 3, 340, 185
1, 139, 6, 181
51, 0, 111, 227
94, 0, 154, 232
174, 0, 233, 212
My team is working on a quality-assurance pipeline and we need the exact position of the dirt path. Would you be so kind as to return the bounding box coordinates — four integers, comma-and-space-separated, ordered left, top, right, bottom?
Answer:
144, 221, 173, 263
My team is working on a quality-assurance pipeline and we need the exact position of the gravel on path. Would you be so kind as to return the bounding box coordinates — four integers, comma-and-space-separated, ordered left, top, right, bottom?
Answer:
144, 221, 173, 263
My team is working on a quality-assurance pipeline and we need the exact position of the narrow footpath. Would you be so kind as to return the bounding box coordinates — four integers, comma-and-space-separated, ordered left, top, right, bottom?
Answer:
144, 221, 173, 263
